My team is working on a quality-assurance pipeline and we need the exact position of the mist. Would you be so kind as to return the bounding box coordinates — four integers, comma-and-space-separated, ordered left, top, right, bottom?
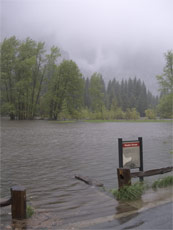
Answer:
1, 0, 173, 94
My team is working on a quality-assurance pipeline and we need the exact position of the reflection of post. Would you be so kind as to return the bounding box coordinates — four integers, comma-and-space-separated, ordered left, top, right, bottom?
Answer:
138, 137, 144, 181
117, 168, 131, 189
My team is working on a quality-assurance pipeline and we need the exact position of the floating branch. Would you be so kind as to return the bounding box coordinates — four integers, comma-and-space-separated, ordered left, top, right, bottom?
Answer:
74, 174, 104, 187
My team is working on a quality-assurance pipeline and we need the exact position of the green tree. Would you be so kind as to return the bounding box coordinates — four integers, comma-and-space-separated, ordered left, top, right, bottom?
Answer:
47, 60, 84, 120
157, 94, 173, 118
1, 36, 19, 119
156, 51, 173, 95
15, 38, 46, 119
84, 77, 91, 109
1, 37, 61, 119
89, 72, 105, 112
156, 51, 173, 118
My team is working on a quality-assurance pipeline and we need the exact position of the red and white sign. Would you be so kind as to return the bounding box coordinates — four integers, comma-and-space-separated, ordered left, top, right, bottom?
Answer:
122, 142, 140, 148
122, 141, 140, 169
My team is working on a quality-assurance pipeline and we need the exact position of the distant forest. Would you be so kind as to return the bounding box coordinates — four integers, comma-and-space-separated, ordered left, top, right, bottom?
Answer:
1, 37, 172, 120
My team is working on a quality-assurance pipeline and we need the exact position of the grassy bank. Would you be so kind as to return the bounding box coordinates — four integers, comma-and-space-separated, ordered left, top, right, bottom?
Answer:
49, 120, 77, 124
152, 176, 173, 189
111, 182, 147, 201
111, 175, 173, 201
49, 119, 173, 123
83, 119, 173, 123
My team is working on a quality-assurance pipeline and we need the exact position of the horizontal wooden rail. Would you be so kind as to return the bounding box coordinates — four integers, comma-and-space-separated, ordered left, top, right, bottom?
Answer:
0, 198, 12, 207
117, 166, 173, 189
131, 166, 173, 178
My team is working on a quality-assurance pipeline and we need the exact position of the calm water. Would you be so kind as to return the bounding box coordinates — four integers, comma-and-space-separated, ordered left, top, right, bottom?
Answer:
0, 119, 172, 227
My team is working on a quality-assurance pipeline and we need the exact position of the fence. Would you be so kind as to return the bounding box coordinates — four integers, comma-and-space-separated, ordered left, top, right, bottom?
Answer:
0, 185, 26, 220
117, 166, 173, 188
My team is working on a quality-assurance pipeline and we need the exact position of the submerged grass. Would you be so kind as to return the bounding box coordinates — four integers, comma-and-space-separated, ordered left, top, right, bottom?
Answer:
111, 176, 173, 201
26, 205, 34, 218
152, 176, 173, 189
111, 182, 146, 201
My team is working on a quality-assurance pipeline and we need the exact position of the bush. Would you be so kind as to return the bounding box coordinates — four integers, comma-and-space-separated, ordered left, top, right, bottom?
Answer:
125, 108, 140, 120
27, 205, 34, 218
145, 109, 156, 119
111, 182, 146, 201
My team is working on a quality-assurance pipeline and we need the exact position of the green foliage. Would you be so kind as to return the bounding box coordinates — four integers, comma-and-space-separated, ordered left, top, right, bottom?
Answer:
89, 73, 106, 112
1, 36, 159, 121
46, 59, 84, 120
152, 176, 173, 189
157, 93, 173, 118
111, 182, 146, 201
145, 109, 156, 119
156, 51, 173, 118
0, 36, 61, 120
1, 103, 16, 119
156, 51, 173, 95
125, 108, 140, 120
105, 77, 156, 117
26, 205, 34, 218
110, 176, 173, 202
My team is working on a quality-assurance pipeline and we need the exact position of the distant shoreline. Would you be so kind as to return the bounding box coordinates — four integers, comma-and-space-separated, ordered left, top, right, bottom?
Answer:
1, 117, 172, 123
50, 119, 173, 123
82, 119, 172, 123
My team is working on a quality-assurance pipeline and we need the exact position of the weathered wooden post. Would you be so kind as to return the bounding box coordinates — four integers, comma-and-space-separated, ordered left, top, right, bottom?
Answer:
11, 185, 26, 219
117, 168, 131, 189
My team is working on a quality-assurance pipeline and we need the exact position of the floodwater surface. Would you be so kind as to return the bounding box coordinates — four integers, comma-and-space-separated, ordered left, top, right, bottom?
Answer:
0, 119, 172, 228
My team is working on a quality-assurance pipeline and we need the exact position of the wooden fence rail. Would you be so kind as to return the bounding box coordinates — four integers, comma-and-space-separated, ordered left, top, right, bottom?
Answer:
131, 166, 173, 178
0, 198, 12, 207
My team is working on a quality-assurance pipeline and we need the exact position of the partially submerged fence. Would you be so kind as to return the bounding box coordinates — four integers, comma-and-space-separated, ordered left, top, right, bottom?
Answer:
0, 185, 26, 220
117, 166, 173, 188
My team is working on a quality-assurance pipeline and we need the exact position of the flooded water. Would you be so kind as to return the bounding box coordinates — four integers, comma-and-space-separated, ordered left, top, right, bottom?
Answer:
0, 119, 172, 228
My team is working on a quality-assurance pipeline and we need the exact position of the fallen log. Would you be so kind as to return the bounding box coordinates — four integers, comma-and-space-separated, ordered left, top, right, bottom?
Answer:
74, 174, 104, 187
0, 198, 12, 207
131, 166, 173, 178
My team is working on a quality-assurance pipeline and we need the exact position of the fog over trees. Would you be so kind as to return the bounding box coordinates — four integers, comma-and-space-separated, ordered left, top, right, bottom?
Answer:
2, 0, 173, 95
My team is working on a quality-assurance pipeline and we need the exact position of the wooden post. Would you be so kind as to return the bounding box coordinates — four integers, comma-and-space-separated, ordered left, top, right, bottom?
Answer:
118, 138, 123, 167
11, 185, 26, 219
117, 168, 131, 189
138, 137, 144, 181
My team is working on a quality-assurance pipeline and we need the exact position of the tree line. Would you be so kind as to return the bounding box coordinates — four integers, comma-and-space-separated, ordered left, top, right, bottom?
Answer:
0, 37, 172, 120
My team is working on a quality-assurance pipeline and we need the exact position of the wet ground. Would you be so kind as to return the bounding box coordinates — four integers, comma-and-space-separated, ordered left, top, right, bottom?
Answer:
1, 186, 172, 230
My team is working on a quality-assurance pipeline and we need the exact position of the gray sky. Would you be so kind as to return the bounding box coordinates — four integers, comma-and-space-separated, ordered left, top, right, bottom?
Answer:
1, 0, 173, 93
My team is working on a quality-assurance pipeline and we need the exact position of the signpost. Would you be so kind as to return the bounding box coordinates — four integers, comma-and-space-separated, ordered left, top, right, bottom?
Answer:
118, 137, 143, 181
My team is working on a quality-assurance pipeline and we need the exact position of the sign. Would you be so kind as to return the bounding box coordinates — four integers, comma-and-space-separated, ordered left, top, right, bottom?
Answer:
122, 141, 140, 169
118, 137, 144, 181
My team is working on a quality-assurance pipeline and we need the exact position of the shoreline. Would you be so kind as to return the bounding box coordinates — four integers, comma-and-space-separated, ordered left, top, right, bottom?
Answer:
1, 117, 172, 123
